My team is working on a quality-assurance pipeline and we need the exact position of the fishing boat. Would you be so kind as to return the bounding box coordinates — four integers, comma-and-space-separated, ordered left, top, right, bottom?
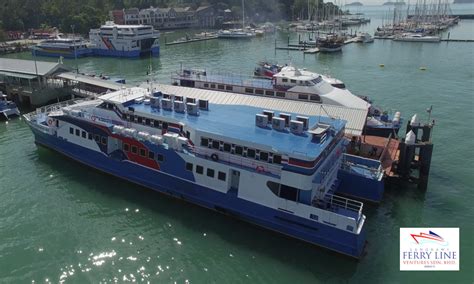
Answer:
172, 66, 402, 137
0, 93, 20, 119
31, 37, 92, 58
23, 85, 387, 258
89, 22, 160, 57
393, 33, 441, 42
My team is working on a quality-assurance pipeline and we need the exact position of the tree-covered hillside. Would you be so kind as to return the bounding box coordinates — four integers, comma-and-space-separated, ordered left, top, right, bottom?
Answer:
0, 0, 332, 34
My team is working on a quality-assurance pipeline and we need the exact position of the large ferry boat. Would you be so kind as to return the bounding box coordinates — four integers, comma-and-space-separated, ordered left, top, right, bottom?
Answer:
24, 86, 387, 258
32, 37, 92, 58
89, 22, 160, 57
172, 66, 402, 137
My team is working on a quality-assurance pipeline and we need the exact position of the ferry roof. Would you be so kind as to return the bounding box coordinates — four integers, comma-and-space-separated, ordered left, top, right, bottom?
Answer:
101, 84, 367, 137
150, 84, 368, 136
274, 66, 320, 81
100, 87, 346, 158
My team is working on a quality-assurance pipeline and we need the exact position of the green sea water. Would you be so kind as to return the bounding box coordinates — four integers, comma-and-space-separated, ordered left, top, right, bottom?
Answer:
1, 5, 473, 283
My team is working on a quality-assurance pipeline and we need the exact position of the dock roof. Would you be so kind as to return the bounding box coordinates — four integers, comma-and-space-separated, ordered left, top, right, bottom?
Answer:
56, 72, 126, 91
0, 58, 70, 77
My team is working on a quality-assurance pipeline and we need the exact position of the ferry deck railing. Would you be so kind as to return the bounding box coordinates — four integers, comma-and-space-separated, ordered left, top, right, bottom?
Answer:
341, 153, 384, 180
188, 145, 282, 176
319, 193, 364, 221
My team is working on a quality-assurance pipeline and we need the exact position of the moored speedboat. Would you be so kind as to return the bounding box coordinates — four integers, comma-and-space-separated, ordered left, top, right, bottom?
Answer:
217, 29, 255, 39
393, 33, 441, 42
0, 93, 20, 119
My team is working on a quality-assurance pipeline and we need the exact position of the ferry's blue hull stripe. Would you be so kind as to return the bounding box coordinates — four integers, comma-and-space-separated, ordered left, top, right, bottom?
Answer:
30, 127, 366, 258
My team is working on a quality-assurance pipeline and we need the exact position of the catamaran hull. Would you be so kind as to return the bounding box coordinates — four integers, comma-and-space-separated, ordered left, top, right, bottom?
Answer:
28, 124, 366, 258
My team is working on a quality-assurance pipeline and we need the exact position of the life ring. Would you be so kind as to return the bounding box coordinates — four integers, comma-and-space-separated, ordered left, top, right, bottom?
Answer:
211, 153, 219, 162
47, 119, 53, 126
256, 165, 264, 173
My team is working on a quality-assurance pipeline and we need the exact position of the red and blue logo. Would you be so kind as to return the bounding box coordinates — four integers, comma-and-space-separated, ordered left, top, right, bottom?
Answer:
410, 230, 448, 246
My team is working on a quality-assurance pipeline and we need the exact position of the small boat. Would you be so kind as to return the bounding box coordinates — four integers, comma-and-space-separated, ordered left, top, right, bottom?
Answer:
217, 29, 255, 39
0, 93, 20, 120
393, 33, 441, 42
355, 32, 374, 43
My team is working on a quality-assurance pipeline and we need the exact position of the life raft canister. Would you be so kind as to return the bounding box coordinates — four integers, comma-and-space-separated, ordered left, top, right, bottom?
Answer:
211, 153, 219, 162
256, 165, 264, 173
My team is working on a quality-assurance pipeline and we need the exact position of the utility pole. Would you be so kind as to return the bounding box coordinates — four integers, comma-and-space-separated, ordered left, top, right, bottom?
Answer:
71, 24, 79, 75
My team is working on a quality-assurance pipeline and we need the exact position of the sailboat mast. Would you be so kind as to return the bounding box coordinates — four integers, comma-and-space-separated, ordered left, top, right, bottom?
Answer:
242, 0, 245, 29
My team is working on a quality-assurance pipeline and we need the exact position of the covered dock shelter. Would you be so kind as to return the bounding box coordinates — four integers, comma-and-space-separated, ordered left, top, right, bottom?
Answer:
0, 58, 70, 106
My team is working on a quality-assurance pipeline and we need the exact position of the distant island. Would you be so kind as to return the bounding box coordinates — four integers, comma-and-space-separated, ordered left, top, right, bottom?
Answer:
453, 0, 473, 3
383, 1, 406, 5
346, 2, 364, 6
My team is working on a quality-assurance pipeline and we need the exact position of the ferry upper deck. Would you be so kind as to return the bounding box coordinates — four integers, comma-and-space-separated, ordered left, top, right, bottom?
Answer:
99, 87, 346, 159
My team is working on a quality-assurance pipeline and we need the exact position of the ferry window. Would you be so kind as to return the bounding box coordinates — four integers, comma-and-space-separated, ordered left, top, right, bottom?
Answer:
94, 134, 100, 142
255, 89, 264, 95
265, 91, 274, 96
185, 162, 193, 171
75, 129, 80, 136
123, 143, 130, 152
245, 88, 254, 94
273, 155, 282, 164
145, 118, 151, 126
247, 148, 256, 158
154, 120, 162, 128
298, 94, 309, 100
81, 131, 87, 138
218, 171, 226, 181
162, 122, 168, 130
207, 168, 215, 178
266, 181, 280, 196
130, 115, 135, 121
218, 84, 225, 90
148, 151, 155, 160
225, 85, 233, 91
223, 143, 231, 152
139, 148, 146, 157
201, 137, 209, 147
310, 95, 320, 101
346, 225, 354, 232
210, 84, 216, 88
69, 127, 74, 134
310, 214, 319, 221
276, 92, 285, 97
291, 79, 297, 83
131, 145, 138, 154
279, 184, 298, 202
88, 133, 93, 140
101, 137, 107, 145
259, 152, 269, 161
196, 165, 204, 174
212, 140, 220, 149
157, 154, 164, 162
204, 83, 209, 88
137, 117, 143, 124
235, 146, 243, 155
282, 78, 288, 83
